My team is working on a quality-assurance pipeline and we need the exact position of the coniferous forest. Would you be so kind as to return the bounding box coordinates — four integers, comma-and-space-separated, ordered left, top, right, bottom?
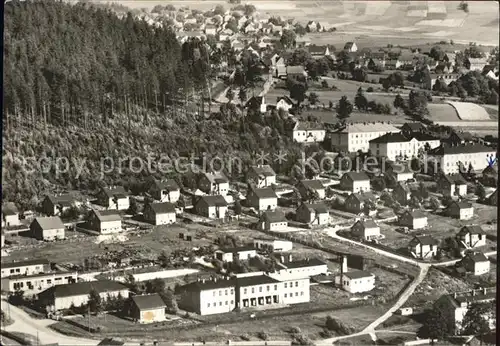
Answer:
2, 0, 298, 209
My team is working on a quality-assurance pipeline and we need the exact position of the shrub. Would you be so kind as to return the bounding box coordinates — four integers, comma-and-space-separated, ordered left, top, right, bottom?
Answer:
290, 326, 302, 334
257, 331, 269, 340
324, 316, 354, 335
367, 87, 374, 92
240, 334, 251, 341
292, 333, 314, 345
320, 328, 334, 338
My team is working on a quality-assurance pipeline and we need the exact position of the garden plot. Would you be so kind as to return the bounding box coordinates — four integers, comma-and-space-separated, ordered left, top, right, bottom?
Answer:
407, 10, 428, 18
427, 1, 447, 14
446, 101, 492, 121
364, 2, 391, 16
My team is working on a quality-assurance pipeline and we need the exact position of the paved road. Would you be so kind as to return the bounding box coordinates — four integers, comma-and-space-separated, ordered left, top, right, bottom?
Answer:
1, 299, 99, 346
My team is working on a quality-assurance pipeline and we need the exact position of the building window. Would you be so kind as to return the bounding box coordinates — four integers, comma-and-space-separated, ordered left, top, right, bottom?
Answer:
295, 282, 298, 287
284, 293, 287, 298
267, 285, 270, 291
274, 285, 278, 290
219, 291, 222, 296
208, 303, 211, 307
244, 288, 247, 294
230, 289, 234, 295
295, 292, 298, 297
251, 288, 255, 293
219, 302, 222, 306
231, 300, 234, 304
301, 292, 304, 296
225, 290, 228, 295
225, 301, 228, 305
259, 287, 262, 293
284, 283, 287, 288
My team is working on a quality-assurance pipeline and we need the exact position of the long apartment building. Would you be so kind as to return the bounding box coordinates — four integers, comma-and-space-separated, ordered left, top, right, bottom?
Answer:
427, 143, 497, 174
178, 273, 310, 316
1, 259, 51, 279
329, 122, 400, 153
1, 271, 79, 296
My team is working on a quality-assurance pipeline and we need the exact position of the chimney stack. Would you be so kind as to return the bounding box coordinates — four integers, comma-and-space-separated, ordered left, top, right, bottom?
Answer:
472, 290, 476, 297
342, 255, 348, 274
454, 292, 457, 299
288, 254, 293, 262
483, 287, 487, 295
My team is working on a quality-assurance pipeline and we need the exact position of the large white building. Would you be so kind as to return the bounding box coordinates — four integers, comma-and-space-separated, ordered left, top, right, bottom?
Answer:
434, 288, 496, 334
427, 144, 497, 175
369, 132, 419, 161
292, 121, 326, 143
179, 273, 311, 316
340, 270, 375, 294
2, 271, 78, 296
329, 122, 400, 153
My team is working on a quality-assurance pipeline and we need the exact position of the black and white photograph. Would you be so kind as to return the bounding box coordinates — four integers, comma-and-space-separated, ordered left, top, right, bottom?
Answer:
1, 0, 498, 345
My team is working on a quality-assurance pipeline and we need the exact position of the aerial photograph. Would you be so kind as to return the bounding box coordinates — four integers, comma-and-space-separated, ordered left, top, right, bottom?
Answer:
1, 0, 498, 345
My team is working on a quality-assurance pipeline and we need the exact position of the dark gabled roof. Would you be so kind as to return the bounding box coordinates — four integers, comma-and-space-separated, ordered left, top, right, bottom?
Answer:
450, 201, 473, 209
101, 186, 128, 198
46, 194, 75, 207
132, 294, 166, 310
370, 132, 412, 144
46, 280, 128, 298
251, 165, 276, 177
283, 258, 326, 269
450, 130, 474, 141
33, 217, 65, 230
147, 202, 176, 214
251, 187, 278, 199
218, 246, 255, 253
344, 42, 355, 49
98, 338, 125, 346
236, 274, 280, 287
245, 96, 264, 108
411, 235, 439, 246
93, 209, 121, 222
463, 252, 489, 263
199, 195, 228, 207
154, 179, 179, 191
203, 172, 229, 184
276, 96, 294, 105
343, 270, 374, 280
2, 258, 50, 269
301, 203, 328, 214
261, 210, 287, 223
410, 132, 439, 142
404, 210, 427, 219
294, 121, 324, 131
343, 172, 369, 182
458, 225, 486, 236
308, 45, 328, 55
298, 179, 325, 190
348, 192, 376, 203
428, 144, 494, 156
354, 218, 379, 229
181, 278, 236, 292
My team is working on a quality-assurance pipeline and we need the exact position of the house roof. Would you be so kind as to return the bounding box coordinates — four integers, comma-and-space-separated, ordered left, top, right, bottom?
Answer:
463, 252, 489, 263
250, 187, 278, 199
199, 195, 228, 207
410, 132, 440, 142
355, 218, 379, 229
2, 258, 50, 269
343, 172, 369, 182
155, 179, 179, 191
344, 42, 355, 50
332, 122, 399, 134
93, 210, 121, 222
402, 122, 426, 132
428, 144, 494, 156
286, 65, 306, 74
276, 96, 294, 105
218, 245, 255, 253
46, 194, 75, 207
147, 202, 176, 214
294, 121, 324, 131
132, 293, 166, 310
411, 235, 439, 246
47, 280, 128, 298
450, 130, 474, 141
343, 270, 374, 280
204, 172, 228, 184
370, 132, 412, 144
298, 179, 325, 191
101, 186, 128, 198
404, 210, 427, 219
251, 165, 276, 177
440, 174, 467, 185
348, 192, 376, 203
308, 45, 327, 55
458, 225, 486, 236
368, 52, 386, 60
236, 274, 280, 287
181, 278, 235, 292
302, 203, 328, 214
450, 201, 473, 209
261, 210, 287, 223
33, 216, 65, 230
283, 258, 326, 269
98, 337, 125, 346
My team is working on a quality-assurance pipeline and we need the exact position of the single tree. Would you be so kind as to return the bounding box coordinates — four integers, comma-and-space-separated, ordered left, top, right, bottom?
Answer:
461, 303, 492, 344
289, 81, 308, 109
430, 196, 441, 211
476, 184, 486, 201
158, 250, 171, 268
354, 87, 368, 111
308, 92, 319, 105
418, 305, 454, 343
393, 94, 406, 109
336, 96, 353, 119
280, 29, 296, 49
88, 288, 103, 314
234, 199, 242, 215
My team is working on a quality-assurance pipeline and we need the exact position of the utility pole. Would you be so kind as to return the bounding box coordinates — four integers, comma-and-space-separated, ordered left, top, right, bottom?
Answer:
88, 304, 91, 332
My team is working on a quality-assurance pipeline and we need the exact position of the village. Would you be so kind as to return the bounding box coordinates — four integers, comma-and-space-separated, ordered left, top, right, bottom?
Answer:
1, 1, 498, 346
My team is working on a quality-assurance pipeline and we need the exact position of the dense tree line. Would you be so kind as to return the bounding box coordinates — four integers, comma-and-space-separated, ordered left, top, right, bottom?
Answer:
2, 0, 306, 210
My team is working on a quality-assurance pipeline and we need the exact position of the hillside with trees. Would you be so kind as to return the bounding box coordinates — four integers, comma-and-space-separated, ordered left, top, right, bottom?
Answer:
2, 0, 298, 209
